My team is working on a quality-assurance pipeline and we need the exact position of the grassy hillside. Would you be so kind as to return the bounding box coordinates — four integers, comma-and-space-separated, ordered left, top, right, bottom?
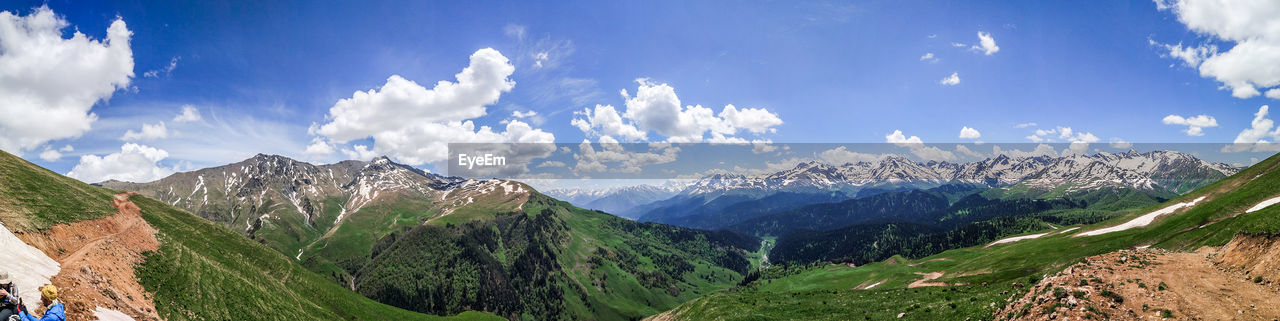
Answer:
353, 194, 759, 321
654, 152, 1280, 320
0, 151, 116, 230
0, 150, 500, 321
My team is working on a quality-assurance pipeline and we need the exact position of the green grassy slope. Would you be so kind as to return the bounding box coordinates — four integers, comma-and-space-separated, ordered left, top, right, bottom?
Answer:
0, 150, 500, 321
353, 194, 760, 321
0, 151, 116, 230
656, 152, 1280, 320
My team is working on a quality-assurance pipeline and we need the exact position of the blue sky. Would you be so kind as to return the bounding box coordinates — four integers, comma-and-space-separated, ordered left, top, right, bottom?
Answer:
3, 0, 1279, 183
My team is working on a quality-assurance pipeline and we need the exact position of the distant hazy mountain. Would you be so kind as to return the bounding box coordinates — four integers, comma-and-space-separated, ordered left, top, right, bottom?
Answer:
543, 183, 682, 219
638, 150, 1239, 229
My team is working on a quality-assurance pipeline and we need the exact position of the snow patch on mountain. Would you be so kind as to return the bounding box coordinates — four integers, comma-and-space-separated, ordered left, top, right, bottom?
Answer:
1076, 196, 1207, 237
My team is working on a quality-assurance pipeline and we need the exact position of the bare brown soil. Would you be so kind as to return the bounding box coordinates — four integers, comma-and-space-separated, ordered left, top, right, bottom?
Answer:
908, 271, 948, 288
15, 193, 161, 321
999, 243, 1280, 320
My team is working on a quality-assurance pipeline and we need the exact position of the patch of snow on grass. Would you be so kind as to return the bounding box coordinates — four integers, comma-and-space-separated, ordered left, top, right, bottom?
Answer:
986, 232, 1050, 247
93, 307, 135, 321
1246, 195, 1280, 213
1075, 196, 1206, 237
0, 222, 60, 305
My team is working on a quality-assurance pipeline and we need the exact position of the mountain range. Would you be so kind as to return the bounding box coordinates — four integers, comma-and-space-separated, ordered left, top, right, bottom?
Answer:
636, 150, 1238, 230
101, 153, 760, 320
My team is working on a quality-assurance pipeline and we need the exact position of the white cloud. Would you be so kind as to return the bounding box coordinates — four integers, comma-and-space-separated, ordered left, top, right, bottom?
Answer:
503, 24, 526, 40
313, 48, 556, 166
1269, 88, 1280, 100
533, 51, 548, 68
919, 52, 938, 63
992, 144, 1058, 158
751, 141, 777, 154
1149, 39, 1217, 67
1110, 137, 1134, 149
38, 147, 61, 162
512, 110, 538, 118
940, 72, 961, 86
1162, 114, 1218, 136
341, 144, 378, 161
143, 56, 179, 78
819, 146, 883, 165
66, 143, 173, 183
973, 31, 1000, 55
884, 130, 955, 161
1014, 122, 1037, 128
572, 79, 783, 143
173, 105, 202, 122
0, 6, 134, 156
885, 130, 924, 146
1223, 105, 1280, 152
303, 137, 335, 156
1024, 126, 1098, 145
572, 104, 647, 141
572, 139, 681, 174
959, 126, 981, 139
121, 122, 168, 141
1155, 0, 1280, 99
535, 160, 566, 168
955, 144, 985, 158
910, 145, 957, 162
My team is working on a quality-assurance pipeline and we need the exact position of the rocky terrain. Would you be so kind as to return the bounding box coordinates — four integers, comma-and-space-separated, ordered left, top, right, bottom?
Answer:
999, 236, 1280, 320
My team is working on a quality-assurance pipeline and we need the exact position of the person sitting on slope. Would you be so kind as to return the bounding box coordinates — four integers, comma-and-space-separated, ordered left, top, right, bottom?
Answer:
16, 285, 62, 321
0, 273, 18, 321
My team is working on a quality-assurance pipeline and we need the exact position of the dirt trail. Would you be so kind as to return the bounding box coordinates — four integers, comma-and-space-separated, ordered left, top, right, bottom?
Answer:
15, 193, 161, 321
908, 271, 947, 288
999, 246, 1280, 320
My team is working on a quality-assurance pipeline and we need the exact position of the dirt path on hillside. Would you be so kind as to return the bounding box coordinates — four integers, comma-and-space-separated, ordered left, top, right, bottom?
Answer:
908, 271, 947, 288
16, 193, 162, 321
999, 248, 1280, 320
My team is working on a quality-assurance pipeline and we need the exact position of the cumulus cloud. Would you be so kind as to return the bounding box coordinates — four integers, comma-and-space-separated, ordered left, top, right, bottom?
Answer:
1154, 0, 1280, 99
973, 31, 1000, 55
121, 122, 168, 141
303, 137, 335, 156
940, 72, 960, 86
38, 146, 62, 162
1024, 126, 1099, 145
572, 139, 681, 174
0, 6, 134, 156
1222, 105, 1280, 152
955, 144, 985, 158
992, 144, 1058, 158
571, 79, 783, 143
884, 130, 956, 161
312, 48, 556, 166
885, 130, 924, 146
67, 143, 173, 183
571, 104, 647, 141
819, 146, 883, 165
1162, 114, 1218, 136
959, 126, 981, 139
173, 105, 201, 122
